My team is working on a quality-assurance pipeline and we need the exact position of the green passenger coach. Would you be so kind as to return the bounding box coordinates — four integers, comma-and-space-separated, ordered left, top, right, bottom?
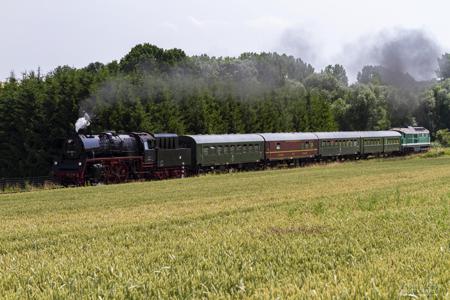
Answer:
179, 134, 265, 170
391, 127, 431, 152
314, 132, 362, 158
359, 131, 401, 155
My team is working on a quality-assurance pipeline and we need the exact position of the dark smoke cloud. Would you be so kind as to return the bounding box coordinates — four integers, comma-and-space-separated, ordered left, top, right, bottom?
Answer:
341, 28, 442, 81
279, 28, 320, 67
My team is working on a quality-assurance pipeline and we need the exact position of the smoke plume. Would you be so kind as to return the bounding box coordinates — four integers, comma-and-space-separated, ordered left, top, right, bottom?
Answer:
75, 112, 91, 132
279, 28, 321, 68
341, 28, 442, 81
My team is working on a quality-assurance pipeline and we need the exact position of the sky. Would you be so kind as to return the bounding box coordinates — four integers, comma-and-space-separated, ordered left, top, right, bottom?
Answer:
1, 0, 449, 81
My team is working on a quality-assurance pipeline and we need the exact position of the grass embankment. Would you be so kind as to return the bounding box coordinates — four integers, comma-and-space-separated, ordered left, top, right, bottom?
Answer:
0, 157, 449, 298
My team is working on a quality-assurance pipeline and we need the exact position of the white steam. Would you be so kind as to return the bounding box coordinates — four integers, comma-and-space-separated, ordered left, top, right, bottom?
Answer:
75, 112, 91, 132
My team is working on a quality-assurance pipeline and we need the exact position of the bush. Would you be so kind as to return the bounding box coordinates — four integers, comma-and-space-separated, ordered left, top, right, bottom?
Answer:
436, 129, 450, 146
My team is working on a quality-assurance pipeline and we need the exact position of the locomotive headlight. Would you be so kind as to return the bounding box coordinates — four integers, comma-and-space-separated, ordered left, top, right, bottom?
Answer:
54, 161, 58, 166
78, 162, 82, 166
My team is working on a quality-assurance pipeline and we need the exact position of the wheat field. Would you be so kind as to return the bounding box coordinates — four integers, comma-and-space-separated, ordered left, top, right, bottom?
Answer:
0, 156, 449, 298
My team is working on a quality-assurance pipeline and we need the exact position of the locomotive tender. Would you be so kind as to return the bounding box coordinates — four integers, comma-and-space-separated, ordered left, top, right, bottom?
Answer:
54, 126, 430, 185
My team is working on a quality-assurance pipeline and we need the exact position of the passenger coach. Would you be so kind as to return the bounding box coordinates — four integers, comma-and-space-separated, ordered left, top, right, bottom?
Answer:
258, 133, 318, 165
359, 131, 401, 156
179, 134, 265, 171
314, 132, 361, 159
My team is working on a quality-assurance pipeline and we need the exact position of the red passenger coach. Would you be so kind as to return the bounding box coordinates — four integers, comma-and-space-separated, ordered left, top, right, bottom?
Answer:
258, 133, 319, 164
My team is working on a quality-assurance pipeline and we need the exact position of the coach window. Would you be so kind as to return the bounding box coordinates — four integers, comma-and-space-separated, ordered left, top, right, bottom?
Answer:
209, 146, 216, 155
203, 147, 209, 156
218, 146, 222, 155
276, 143, 281, 150
224, 146, 228, 154
230, 145, 235, 153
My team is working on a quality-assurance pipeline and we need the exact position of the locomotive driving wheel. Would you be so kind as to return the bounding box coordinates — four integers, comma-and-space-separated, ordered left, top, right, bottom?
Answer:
110, 163, 129, 183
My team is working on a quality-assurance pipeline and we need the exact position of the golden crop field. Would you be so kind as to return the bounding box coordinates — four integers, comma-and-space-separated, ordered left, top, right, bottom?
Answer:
0, 156, 449, 298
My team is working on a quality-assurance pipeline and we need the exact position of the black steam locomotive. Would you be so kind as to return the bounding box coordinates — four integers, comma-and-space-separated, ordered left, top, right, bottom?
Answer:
54, 132, 190, 185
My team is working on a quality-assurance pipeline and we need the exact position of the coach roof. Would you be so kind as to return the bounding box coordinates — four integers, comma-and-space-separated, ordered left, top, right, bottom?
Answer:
312, 132, 363, 139
357, 131, 401, 138
258, 132, 318, 141
182, 134, 264, 144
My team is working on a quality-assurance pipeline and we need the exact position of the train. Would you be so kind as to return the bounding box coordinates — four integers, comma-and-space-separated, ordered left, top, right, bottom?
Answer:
53, 126, 431, 185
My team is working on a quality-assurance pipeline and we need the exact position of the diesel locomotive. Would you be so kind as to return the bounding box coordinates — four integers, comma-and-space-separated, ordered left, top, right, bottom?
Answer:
53, 126, 430, 185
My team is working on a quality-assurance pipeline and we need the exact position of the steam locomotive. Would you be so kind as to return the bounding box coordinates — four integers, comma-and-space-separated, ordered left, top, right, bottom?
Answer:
53, 132, 190, 185
53, 127, 430, 186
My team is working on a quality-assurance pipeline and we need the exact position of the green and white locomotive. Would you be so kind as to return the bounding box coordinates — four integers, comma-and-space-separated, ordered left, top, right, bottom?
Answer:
391, 126, 431, 152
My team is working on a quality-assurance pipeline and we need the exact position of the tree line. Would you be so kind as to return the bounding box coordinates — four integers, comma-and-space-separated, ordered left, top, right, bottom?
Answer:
1, 44, 450, 177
